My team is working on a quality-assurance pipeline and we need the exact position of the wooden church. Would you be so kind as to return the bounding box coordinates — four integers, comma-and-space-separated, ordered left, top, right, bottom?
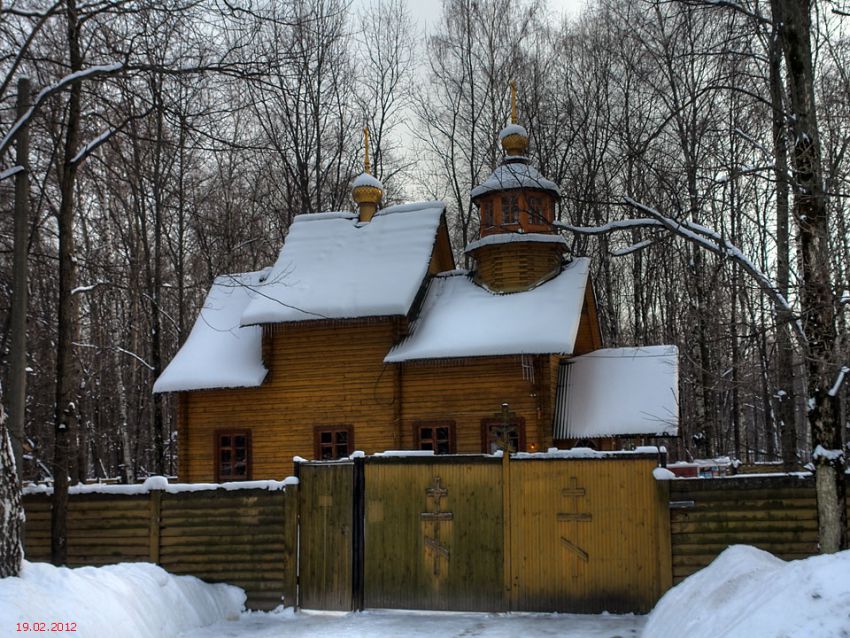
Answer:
154, 100, 679, 482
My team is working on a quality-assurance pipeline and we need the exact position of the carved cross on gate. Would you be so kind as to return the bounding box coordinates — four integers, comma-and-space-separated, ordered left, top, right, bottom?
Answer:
420, 476, 453, 576
557, 476, 592, 576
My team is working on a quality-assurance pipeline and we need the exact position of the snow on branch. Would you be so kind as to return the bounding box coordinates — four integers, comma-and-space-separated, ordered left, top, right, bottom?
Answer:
828, 366, 849, 397
70, 281, 110, 295
73, 342, 154, 370
0, 62, 125, 158
559, 197, 805, 343
0, 166, 24, 182
610, 239, 655, 257
554, 218, 664, 235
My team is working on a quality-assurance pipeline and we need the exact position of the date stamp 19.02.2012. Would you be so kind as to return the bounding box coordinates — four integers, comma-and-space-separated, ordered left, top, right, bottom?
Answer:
16, 622, 78, 633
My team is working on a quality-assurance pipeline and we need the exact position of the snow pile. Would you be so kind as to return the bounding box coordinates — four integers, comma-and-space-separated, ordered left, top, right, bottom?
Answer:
385, 258, 589, 362
153, 269, 269, 392
0, 561, 245, 638
240, 202, 445, 325
464, 232, 567, 253
643, 546, 850, 638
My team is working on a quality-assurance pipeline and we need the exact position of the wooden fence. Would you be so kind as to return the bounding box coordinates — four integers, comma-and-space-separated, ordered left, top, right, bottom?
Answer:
22, 465, 850, 614
23, 486, 297, 611
299, 452, 671, 614
669, 474, 850, 583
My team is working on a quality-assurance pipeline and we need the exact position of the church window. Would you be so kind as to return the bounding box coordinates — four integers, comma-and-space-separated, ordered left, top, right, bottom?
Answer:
481, 418, 526, 453
482, 200, 495, 228
501, 195, 519, 224
215, 430, 252, 482
415, 421, 456, 454
314, 425, 353, 460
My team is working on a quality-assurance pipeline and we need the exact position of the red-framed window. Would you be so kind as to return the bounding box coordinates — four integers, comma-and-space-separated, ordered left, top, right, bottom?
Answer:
480, 417, 526, 454
214, 430, 252, 482
314, 425, 354, 460
414, 421, 456, 454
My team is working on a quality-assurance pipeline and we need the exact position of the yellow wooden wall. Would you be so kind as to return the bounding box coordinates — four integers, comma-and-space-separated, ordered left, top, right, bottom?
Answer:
181, 319, 399, 481
397, 355, 556, 453
180, 306, 600, 480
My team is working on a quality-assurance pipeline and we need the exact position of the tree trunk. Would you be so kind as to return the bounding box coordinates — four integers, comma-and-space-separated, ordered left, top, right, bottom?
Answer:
0, 394, 25, 578
9, 77, 31, 485
51, 0, 83, 565
773, 0, 847, 552
769, 11, 798, 469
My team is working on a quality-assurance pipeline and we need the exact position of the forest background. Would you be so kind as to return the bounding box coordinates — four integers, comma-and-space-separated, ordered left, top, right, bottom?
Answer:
0, 0, 848, 491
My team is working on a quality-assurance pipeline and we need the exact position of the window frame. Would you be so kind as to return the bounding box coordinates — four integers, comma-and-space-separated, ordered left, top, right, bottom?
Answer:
480, 417, 527, 454
313, 425, 354, 460
214, 429, 252, 483
500, 194, 519, 225
413, 420, 457, 454
481, 200, 496, 228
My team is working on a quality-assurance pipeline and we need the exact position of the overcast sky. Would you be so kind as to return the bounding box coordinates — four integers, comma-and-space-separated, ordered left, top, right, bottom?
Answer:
405, 0, 587, 33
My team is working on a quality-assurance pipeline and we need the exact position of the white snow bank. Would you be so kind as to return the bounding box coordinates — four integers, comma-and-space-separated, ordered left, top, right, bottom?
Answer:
153, 269, 269, 393
385, 258, 589, 362
23, 475, 297, 496
0, 561, 244, 638
240, 201, 445, 325
643, 545, 850, 638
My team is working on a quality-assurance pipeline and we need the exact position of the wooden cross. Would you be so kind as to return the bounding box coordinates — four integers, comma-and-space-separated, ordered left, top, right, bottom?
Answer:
557, 476, 591, 576
420, 476, 453, 576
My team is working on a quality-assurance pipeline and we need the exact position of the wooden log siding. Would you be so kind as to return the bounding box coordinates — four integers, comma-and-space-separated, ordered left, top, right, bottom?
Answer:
669, 475, 850, 583
22, 487, 297, 611
181, 320, 399, 481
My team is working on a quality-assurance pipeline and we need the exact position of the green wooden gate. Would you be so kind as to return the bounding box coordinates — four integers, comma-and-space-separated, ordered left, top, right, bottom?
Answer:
297, 461, 356, 610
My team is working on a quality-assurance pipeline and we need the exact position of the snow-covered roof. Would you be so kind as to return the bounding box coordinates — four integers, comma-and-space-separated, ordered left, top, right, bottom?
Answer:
240, 201, 445, 325
153, 270, 270, 393
553, 345, 679, 439
470, 158, 560, 199
465, 232, 567, 254
384, 258, 589, 362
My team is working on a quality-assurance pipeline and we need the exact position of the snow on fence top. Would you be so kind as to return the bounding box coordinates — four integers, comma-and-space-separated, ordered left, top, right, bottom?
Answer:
470, 158, 560, 199
554, 345, 679, 438
240, 201, 445, 325
153, 269, 270, 393
384, 258, 589, 362
22, 475, 298, 496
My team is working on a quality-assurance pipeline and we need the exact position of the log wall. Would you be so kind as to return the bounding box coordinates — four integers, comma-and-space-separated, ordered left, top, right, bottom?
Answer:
22, 486, 297, 611
668, 475, 850, 583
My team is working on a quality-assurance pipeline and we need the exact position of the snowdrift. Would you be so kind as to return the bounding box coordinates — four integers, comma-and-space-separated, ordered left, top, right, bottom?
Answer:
0, 561, 245, 638
644, 545, 850, 638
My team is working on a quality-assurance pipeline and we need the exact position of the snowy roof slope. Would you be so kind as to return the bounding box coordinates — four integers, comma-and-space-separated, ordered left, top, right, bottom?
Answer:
470, 159, 560, 199
554, 345, 679, 438
153, 270, 269, 393
384, 258, 589, 362
240, 201, 445, 325
465, 232, 567, 254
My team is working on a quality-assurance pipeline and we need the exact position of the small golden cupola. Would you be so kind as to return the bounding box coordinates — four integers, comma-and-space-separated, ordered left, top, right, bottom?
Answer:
352, 127, 384, 222
466, 82, 566, 293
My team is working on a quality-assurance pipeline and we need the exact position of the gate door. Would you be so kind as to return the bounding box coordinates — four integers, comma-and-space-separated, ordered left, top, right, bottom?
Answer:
363, 456, 505, 611
297, 461, 355, 610
508, 456, 665, 613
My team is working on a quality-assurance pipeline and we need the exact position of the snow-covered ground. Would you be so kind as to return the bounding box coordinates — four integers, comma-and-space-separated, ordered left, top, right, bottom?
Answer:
2, 546, 850, 637
181, 608, 644, 638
